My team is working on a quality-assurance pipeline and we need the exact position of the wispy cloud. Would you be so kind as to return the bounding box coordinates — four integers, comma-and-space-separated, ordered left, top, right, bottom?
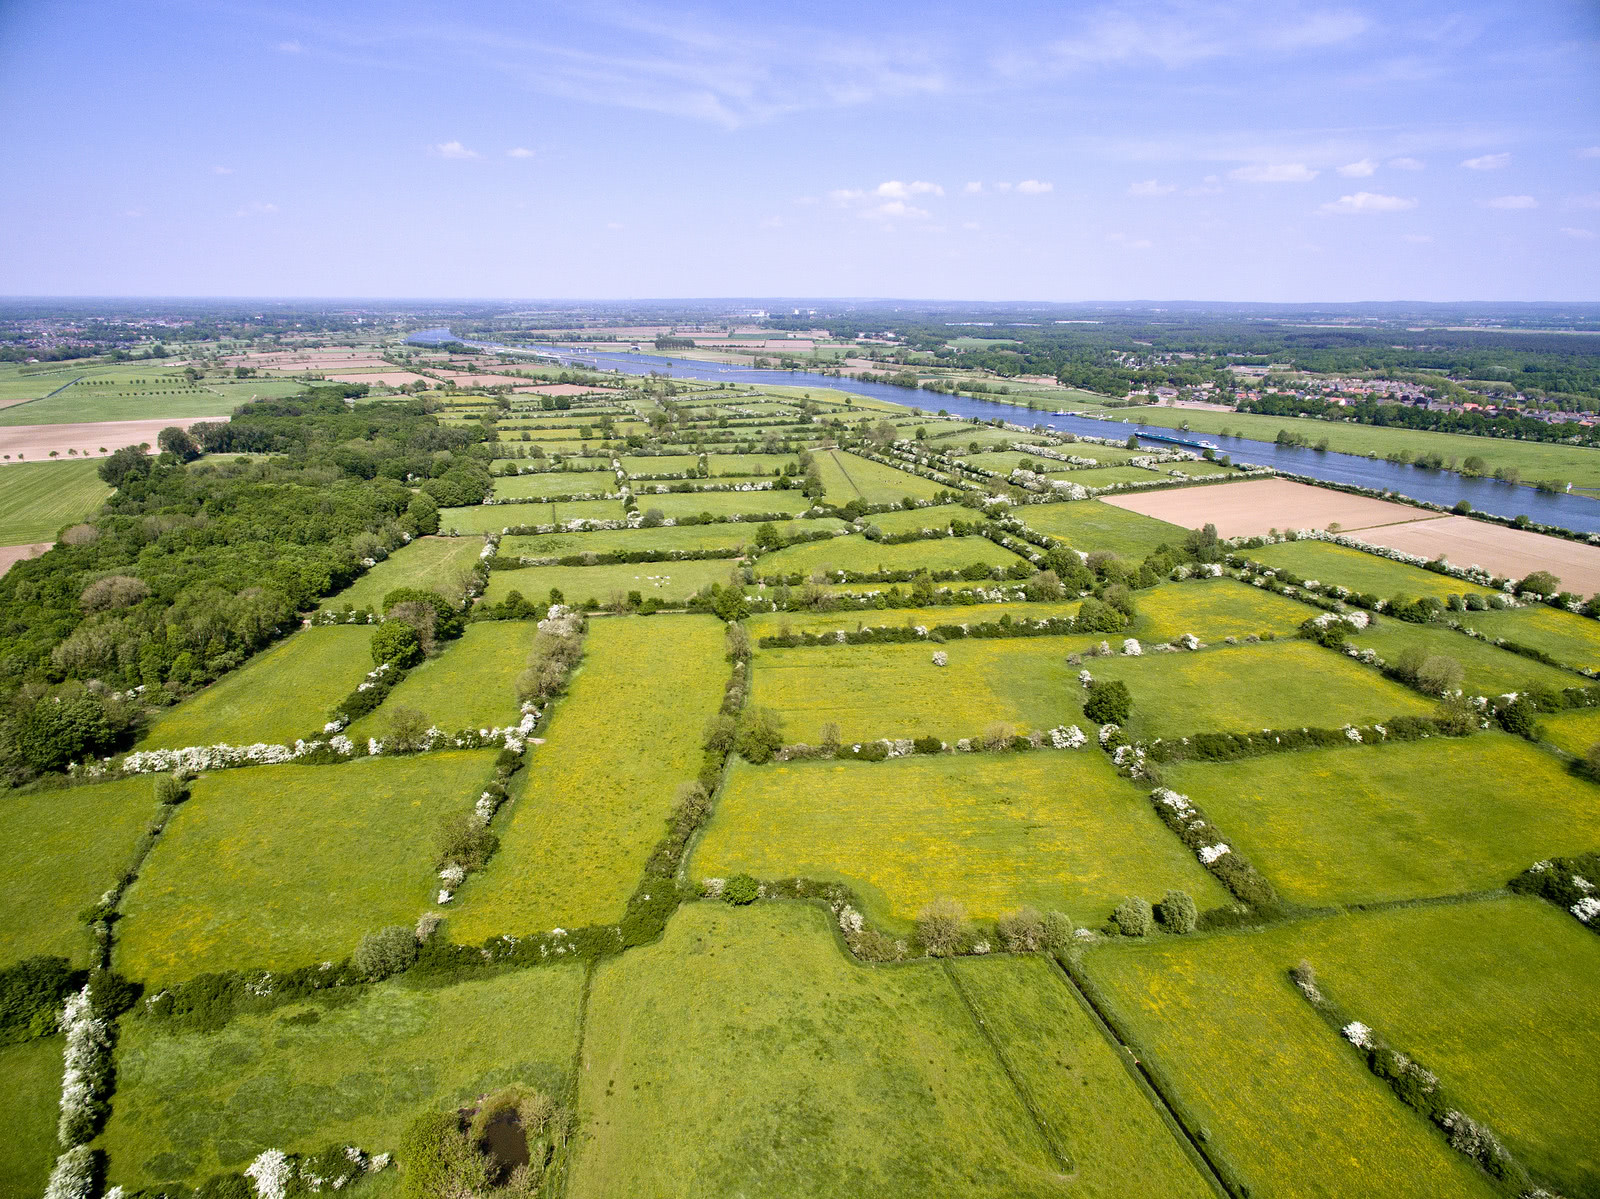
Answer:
1128, 179, 1176, 196
234, 201, 279, 217
1403, 233, 1433, 243
867, 199, 932, 221
1388, 157, 1425, 170
1048, 5, 1366, 70
1230, 163, 1318, 183
1461, 152, 1510, 170
963, 181, 984, 194
1106, 231, 1154, 249
276, 40, 303, 54
1319, 191, 1417, 214
506, 147, 534, 159
1578, 147, 1600, 159
1015, 179, 1053, 194
432, 141, 479, 160
1336, 158, 1376, 178
212, 165, 234, 176
876, 180, 944, 198
1561, 227, 1595, 240
1564, 193, 1600, 210
1485, 194, 1536, 209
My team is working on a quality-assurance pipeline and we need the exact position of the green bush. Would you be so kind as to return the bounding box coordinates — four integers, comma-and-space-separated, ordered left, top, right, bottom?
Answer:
723, 874, 760, 905
996, 906, 1045, 952
1111, 896, 1154, 937
0, 955, 76, 1045
917, 896, 969, 956
1154, 890, 1198, 934
352, 925, 418, 981
913, 735, 944, 754
370, 620, 423, 668
1082, 678, 1132, 725
734, 707, 785, 764
1042, 910, 1075, 956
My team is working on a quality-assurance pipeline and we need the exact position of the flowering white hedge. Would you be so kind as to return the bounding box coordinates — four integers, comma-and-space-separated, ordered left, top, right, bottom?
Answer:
43, 1146, 94, 1199
57, 986, 112, 1148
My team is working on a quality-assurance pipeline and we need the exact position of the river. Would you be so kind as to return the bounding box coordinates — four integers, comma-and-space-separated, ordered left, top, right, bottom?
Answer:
407, 328, 1600, 535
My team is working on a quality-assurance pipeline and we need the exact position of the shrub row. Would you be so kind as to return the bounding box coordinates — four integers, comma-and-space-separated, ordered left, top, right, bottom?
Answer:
1149, 787, 1281, 910
1507, 853, 1600, 934
1143, 714, 1464, 765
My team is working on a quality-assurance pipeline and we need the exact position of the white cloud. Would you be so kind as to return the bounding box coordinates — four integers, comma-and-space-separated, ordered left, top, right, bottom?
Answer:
212, 165, 233, 176
1319, 191, 1417, 214
234, 201, 279, 217
962, 221, 981, 230
1016, 179, 1053, 194
866, 199, 932, 220
1106, 232, 1153, 250
605, 221, 624, 230
1486, 194, 1537, 209
1461, 152, 1510, 170
995, 181, 1013, 193
1561, 227, 1596, 240
1128, 179, 1175, 196
433, 141, 479, 160
1230, 163, 1318, 183
506, 147, 535, 158
1403, 233, 1433, 243
1577, 147, 1600, 159
276, 40, 303, 53
1388, 157, 1425, 170
876, 180, 943, 198
1336, 159, 1376, 178
963, 181, 984, 194
1184, 175, 1223, 196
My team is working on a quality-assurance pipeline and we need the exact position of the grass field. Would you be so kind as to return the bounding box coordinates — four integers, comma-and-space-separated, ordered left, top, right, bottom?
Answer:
347, 622, 535, 740
0, 459, 111, 543
0, 1038, 66, 1199
706, 453, 799, 475
1016, 501, 1184, 559
1086, 640, 1434, 741
1347, 620, 1579, 696
641, 489, 811, 518
756, 534, 1023, 579
1534, 705, 1600, 757
117, 751, 498, 981
0, 386, 246, 427
950, 955, 1214, 1199
695, 754, 1227, 928
492, 469, 614, 499
572, 901, 1085, 1199
319, 536, 484, 611
620, 454, 698, 474
1129, 579, 1316, 643
100, 965, 585, 1191
814, 449, 951, 505
1250, 540, 1501, 601
1163, 733, 1600, 904
1459, 604, 1600, 672
0, 775, 160, 966
1051, 465, 1163, 487
141, 627, 374, 748
448, 616, 726, 940
485, 558, 738, 607
437, 499, 627, 533
501, 518, 845, 559
864, 503, 979, 534
1084, 919, 1501, 1199
746, 600, 1084, 640
926, 426, 1049, 451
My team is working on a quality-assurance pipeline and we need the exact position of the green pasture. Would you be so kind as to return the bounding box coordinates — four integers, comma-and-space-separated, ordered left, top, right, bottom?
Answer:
141, 627, 373, 748
620, 454, 698, 474
0, 459, 111, 543
0, 1038, 65, 1199
449, 616, 726, 939
490, 456, 609, 472
756, 534, 1022, 580
1348, 620, 1579, 696
501, 521, 809, 559
751, 636, 1093, 744
1535, 706, 1600, 757
319, 536, 484, 611
117, 751, 498, 981
1250, 540, 1500, 601
574, 901, 1113, 1199
485, 558, 738, 607
1461, 604, 1600, 672
491, 469, 614, 499
100, 965, 584, 1191
860, 503, 978, 534
1055, 465, 1163, 488
695, 754, 1227, 929
1084, 919, 1501, 1199
0, 774, 160, 967
0, 384, 247, 427
347, 622, 534, 740
706, 452, 799, 475
1130, 579, 1313, 643
1086, 640, 1434, 741
1163, 733, 1600, 905
437, 499, 627, 533
746, 600, 1084, 640
814, 449, 951, 505
641, 489, 811, 518
1017, 501, 1184, 559
950, 955, 1214, 1199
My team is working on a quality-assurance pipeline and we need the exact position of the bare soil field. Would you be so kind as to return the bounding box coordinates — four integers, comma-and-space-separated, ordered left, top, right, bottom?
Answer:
1103, 478, 1445, 536
1357, 516, 1600, 595
0, 418, 200, 461
516, 383, 615, 396
0, 543, 50, 575
326, 371, 429, 387
431, 372, 527, 387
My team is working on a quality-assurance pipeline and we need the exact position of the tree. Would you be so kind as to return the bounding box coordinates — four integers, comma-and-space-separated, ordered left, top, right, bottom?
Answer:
1154, 890, 1197, 934
917, 897, 969, 956
1518, 570, 1561, 597
158, 425, 200, 461
1112, 896, 1154, 937
352, 926, 418, 980
98, 444, 151, 488
735, 707, 784, 764
1182, 522, 1222, 563
1083, 679, 1132, 725
370, 621, 422, 668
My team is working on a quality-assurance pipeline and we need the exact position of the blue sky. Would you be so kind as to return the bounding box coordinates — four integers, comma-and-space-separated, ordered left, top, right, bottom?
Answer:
1, 0, 1596, 300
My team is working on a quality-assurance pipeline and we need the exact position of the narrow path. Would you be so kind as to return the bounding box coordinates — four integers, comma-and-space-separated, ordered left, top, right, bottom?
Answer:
827, 448, 865, 500
942, 959, 1076, 1177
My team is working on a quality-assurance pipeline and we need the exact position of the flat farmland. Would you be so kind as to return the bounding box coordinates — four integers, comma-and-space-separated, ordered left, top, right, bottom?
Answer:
814, 449, 950, 504
1084, 922, 1501, 1199
0, 775, 161, 966
100, 965, 584, 1192
1354, 515, 1600, 596
951, 955, 1214, 1199
346, 621, 534, 740
756, 533, 1022, 579
140, 626, 373, 748
438, 499, 627, 533
0, 417, 217, 462
0, 385, 244, 427
0, 1038, 64, 1199
1102, 478, 1443, 536
0, 458, 110, 543
1086, 640, 1434, 741
752, 636, 1094, 744
865, 503, 980, 534
484, 558, 737, 606
1347, 620, 1579, 696
706, 452, 799, 474
746, 599, 1084, 640
1162, 734, 1600, 905
620, 454, 699, 473
503, 520, 811, 558
1053, 465, 1162, 487
1016, 501, 1184, 559
1249, 539, 1501, 600
695, 754, 1227, 927
1534, 706, 1600, 756
491, 469, 614, 498
643, 489, 811, 518
319, 535, 483, 610
574, 901, 1122, 1199
449, 616, 726, 939
1460, 604, 1600, 671
117, 751, 498, 981
1130, 579, 1314, 643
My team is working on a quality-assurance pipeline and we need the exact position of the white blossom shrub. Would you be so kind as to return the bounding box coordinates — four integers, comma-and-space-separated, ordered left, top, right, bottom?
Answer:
246, 1149, 294, 1199
1342, 1021, 1374, 1049
1122, 638, 1142, 656
1573, 896, 1600, 923
57, 986, 112, 1146
44, 1146, 95, 1199
1198, 843, 1231, 865
931, 650, 948, 666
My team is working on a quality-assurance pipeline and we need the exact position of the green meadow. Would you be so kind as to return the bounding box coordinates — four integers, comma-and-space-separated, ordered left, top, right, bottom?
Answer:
1017, 501, 1184, 559
485, 558, 738, 607
319, 536, 485, 611
1250, 539, 1501, 601
0, 459, 111, 543
347, 622, 534, 740
0, 1038, 67, 1199
755, 533, 1023, 579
